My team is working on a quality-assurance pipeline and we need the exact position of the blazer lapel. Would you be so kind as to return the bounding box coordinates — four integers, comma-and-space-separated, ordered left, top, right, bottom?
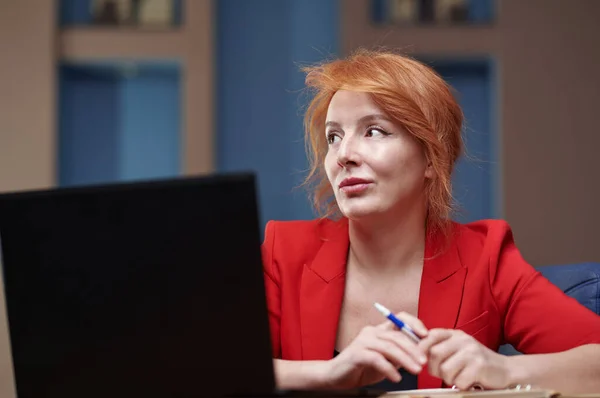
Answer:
418, 228, 467, 389
299, 218, 349, 360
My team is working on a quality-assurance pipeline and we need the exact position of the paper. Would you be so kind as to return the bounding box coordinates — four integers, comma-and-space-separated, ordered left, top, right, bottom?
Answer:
381, 388, 560, 398
385, 389, 456, 395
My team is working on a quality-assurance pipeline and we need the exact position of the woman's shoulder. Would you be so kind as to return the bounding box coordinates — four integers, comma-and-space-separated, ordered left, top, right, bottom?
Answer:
262, 217, 348, 266
263, 217, 347, 248
449, 218, 522, 266
451, 218, 515, 247
264, 217, 340, 235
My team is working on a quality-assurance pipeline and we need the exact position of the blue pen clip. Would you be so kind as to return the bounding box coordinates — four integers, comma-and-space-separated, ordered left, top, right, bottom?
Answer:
374, 302, 421, 343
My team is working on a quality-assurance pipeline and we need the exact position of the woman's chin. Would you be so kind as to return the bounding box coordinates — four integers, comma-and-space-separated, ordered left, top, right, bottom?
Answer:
339, 203, 385, 220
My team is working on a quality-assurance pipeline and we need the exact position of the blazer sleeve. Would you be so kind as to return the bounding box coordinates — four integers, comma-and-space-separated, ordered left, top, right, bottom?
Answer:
488, 221, 600, 354
261, 221, 281, 358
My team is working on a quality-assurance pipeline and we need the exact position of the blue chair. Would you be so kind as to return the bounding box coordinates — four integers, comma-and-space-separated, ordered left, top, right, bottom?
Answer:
499, 262, 600, 356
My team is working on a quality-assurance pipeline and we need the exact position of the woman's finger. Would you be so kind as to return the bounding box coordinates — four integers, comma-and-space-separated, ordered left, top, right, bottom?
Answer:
436, 346, 470, 386
425, 331, 465, 375
394, 311, 429, 337
363, 333, 424, 373
358, 349, 402, 383
379, 329, 428, 368
419, 328, 453, 353
451, 361, 481, 391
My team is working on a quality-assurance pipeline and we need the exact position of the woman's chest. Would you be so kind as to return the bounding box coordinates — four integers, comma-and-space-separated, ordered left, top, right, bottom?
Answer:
335, 274, 422, 350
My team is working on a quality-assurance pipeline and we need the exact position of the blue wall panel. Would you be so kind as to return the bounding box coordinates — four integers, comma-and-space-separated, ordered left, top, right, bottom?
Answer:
58, 66, 120, 186
433, 61, 495, 222
216, 0, 292, 225
217, 0, 339, 227
288, 0, 339, 222
120, 68, 181, 181
59, 64, 181, 187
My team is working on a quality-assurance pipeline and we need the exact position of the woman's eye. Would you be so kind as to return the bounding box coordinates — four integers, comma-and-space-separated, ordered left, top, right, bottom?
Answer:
327, 133, 341, 144
366, 128, 387, 137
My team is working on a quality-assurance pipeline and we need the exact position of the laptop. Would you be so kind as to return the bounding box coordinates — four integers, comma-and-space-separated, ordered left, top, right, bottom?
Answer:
0, 173, 276, 397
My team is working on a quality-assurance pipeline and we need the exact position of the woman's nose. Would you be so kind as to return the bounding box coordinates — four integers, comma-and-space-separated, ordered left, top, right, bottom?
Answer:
337, 135, 362, 168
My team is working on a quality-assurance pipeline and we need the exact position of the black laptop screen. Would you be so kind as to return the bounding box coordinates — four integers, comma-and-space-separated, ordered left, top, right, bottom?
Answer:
0, 174, 274, 398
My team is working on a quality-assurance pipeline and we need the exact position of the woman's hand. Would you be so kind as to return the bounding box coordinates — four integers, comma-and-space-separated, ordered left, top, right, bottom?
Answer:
419, 329, 510, 390
325, 312, 429, 389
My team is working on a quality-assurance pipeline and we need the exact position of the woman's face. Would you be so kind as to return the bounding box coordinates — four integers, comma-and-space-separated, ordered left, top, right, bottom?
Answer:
324, 90, 433, 220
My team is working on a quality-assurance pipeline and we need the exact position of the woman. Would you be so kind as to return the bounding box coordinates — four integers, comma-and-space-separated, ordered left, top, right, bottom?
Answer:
261, 49, 600, 393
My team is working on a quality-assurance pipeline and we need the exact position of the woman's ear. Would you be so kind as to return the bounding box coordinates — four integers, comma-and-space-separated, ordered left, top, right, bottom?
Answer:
425, 165, 434, 179
424, 157, 435, 179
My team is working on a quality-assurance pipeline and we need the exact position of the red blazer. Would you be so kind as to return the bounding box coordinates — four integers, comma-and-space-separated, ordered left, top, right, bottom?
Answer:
261, 217, 600, 389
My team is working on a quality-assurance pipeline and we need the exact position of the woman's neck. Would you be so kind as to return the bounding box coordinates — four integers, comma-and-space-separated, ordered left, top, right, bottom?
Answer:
347, 204, 427, 277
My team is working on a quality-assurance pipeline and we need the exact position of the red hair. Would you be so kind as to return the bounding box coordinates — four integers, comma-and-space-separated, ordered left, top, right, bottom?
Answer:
302, 48, 464, 237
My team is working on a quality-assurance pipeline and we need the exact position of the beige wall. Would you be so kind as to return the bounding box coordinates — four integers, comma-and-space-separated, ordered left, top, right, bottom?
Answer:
0, 1, 56, 193
500, 1, 600, 266
342, 0, 600, 266
183, 0, 214, 176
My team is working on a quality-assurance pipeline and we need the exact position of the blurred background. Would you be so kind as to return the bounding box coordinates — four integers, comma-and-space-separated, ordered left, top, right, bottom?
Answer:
1, 0, 600, 268
0, 1, 599, 395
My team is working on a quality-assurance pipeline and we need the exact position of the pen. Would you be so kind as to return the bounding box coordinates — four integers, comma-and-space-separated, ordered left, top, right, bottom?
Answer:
373, 302, 421, 343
